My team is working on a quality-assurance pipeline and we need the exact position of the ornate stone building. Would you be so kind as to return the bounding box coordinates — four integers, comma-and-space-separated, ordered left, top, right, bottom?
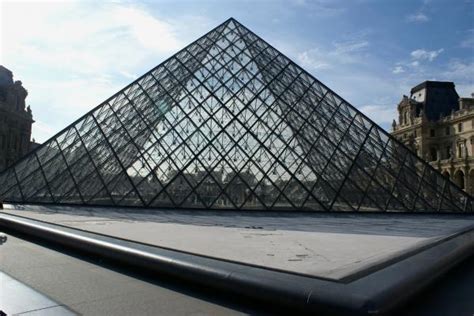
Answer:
391, 81, 474, 194
0, 65, 36, 171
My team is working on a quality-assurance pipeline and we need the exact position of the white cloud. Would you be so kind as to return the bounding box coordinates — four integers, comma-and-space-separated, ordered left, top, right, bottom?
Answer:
118, 70, 139, 80
460, 29, 474, 49
443, 60, 474, 78
26, 74, 124, 143
333, 40, 369, 54
359, 105, 397, 125
298, 49, 332, 70
112, 6, 182, 53
406, 12, 430, 23
392, 66, 405, 74
291, 0, 346, 17
0, 1, 210, 143
441, 60, 474, 97
387, 57, 474, 105
291, 35, 405, 128
297, 38, 370, 71
291, 0, 308, 6
410, 48, 444, 62
31, 119, 56, 144
1, 2, 184, 75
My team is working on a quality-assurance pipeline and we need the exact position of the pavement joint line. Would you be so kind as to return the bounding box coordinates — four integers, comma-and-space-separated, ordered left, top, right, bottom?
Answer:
0, 271, 76, 316
14, 305, 70, 315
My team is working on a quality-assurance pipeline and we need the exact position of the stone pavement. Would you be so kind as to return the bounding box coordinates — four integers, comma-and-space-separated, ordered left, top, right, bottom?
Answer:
0, 234, 249, 315
3, 204, 474, 280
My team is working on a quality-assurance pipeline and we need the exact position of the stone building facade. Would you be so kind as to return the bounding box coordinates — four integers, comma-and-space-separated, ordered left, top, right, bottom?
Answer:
0, 65, 36, 171
391, 81, 474, 194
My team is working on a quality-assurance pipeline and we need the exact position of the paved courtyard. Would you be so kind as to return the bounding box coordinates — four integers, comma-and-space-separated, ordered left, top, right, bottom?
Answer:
0, 234, 249, 315
3, 204, 473, 280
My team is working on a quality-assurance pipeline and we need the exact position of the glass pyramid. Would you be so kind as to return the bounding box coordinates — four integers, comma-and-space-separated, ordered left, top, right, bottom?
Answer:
0, 18, 471, 212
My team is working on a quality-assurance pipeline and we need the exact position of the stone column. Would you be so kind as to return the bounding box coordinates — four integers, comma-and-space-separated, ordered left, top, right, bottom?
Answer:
449, 160, 455, 180
464, 166, 470, 193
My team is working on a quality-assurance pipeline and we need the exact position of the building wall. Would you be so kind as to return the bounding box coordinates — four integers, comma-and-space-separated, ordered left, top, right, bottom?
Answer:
412, 88, 426, 102
0, 66, 35, 172
392, 82, 474, 195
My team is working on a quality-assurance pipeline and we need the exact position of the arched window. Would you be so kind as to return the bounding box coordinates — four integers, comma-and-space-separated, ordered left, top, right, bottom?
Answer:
454, 170, 465, 190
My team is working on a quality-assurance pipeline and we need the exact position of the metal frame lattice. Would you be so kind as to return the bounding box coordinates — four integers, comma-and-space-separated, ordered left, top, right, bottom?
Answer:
0, 18, 471, 212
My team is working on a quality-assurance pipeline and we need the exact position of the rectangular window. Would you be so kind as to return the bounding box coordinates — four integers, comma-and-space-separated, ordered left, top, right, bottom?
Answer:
458, 123, 463, 132
430, 129, 435, 137
445, 126, 450, 135
446, 146, 451, 159
458, 142, 466, 158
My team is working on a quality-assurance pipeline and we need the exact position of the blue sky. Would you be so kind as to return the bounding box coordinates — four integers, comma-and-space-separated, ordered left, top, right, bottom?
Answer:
1, 0, 473, 142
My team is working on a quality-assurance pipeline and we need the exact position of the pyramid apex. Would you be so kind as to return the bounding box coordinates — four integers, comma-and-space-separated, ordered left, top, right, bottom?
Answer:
225, 17, 242, 27
0, 17, 470, 213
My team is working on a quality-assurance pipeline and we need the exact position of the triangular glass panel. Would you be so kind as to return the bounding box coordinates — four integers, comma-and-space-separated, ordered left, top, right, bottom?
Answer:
2, 185, 23, 201
58, 185, 84, 205
88, 187, 115, 206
